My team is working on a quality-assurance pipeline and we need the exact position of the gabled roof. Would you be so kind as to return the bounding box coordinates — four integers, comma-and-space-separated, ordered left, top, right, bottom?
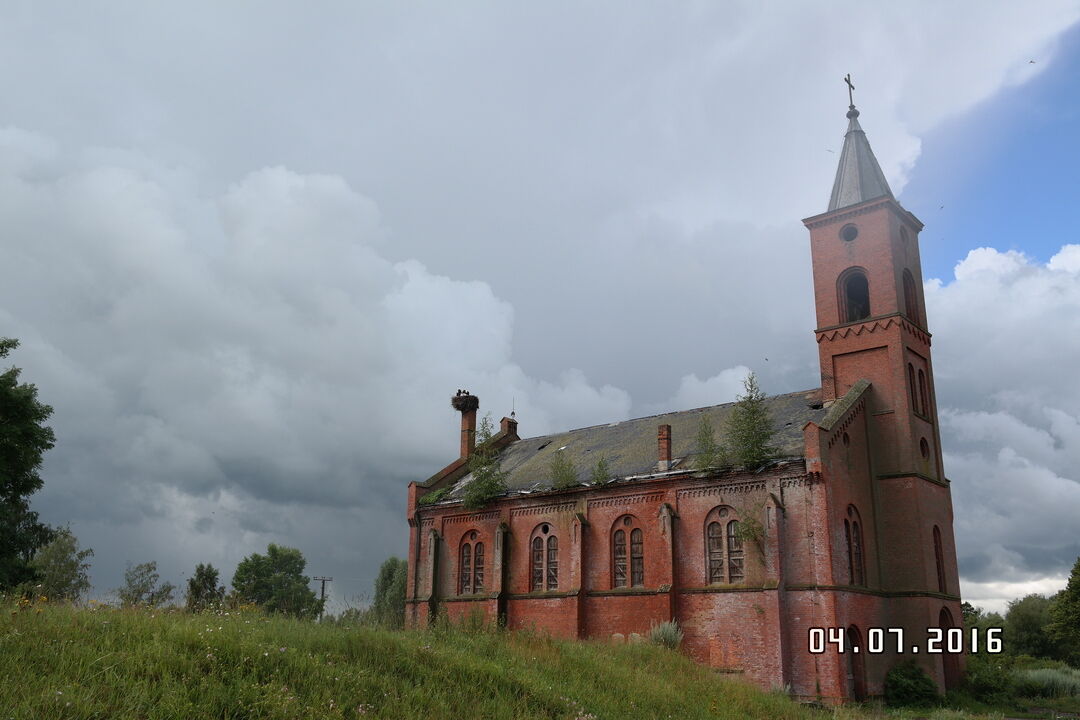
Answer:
827, 106, 893, 212
446, 388, 827, 500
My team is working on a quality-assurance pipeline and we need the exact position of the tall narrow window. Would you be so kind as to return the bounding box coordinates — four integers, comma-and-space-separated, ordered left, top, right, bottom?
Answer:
546, 536, 559, 590
844, 519, 854, 584
838, 268, 871, 323
918, 370, 928, 417
933, 526, 946, 593
531, 537, 544, 591
846, 506, 866, 587
726, 521, 744, 582
473, 542, 485, 592
707, 522, 724, 583
851, 521, 865, 586
903, 269, 920, 325
613, 529, 627, 588
908, 364, 918, 413
460, 543, 472, 595
630, 529, 644, 587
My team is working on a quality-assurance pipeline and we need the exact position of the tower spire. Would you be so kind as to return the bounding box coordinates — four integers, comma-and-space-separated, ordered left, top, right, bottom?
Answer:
827, 75, 893, 212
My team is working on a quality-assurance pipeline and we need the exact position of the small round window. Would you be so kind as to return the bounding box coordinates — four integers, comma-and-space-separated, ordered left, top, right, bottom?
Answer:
469, 531, 478, 541
541, 524, 549, 535
840, 224, 859, 242
622, 517, 632, 526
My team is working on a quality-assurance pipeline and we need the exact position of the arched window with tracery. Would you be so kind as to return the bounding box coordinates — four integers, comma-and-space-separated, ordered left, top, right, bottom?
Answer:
459, 530, 484, 595
838, 268, 871, 323
933, 525, 946, 593
704, 506, 745, 584
530, 523, 558, 592
903, 269, 920, 326
844, 506, 866, 586
612, 516, 644, 588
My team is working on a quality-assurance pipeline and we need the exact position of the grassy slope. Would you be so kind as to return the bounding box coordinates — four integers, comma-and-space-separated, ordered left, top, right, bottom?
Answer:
0, 601, 1012, 720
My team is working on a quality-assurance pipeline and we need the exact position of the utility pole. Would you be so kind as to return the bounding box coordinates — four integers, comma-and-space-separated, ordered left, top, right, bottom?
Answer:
313, 576, 332, 620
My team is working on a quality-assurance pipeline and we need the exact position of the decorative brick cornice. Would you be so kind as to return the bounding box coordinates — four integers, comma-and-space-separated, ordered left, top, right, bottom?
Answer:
780, 472, 822, 489
677, 481, 767, 499
816, 313, 932, 345
510, 502, 576, 518
587, 492, 664, 509
443, 511, 499, 525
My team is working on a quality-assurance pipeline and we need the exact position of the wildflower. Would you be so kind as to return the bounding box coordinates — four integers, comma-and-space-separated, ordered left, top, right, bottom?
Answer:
279, 647, 286, 652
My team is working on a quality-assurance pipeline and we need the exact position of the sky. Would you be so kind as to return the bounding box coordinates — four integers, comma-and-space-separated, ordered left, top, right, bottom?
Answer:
1, 2, 1078, 615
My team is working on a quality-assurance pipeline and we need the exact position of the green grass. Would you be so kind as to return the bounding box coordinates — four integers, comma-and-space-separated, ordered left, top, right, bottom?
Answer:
0, 597, 1025, 720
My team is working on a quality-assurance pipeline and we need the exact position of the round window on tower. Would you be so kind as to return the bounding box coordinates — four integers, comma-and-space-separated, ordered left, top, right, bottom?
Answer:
840, 224, 859, 242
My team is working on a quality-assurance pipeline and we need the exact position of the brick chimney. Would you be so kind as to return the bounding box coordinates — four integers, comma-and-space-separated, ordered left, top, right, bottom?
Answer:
657, 424, 672, 471
500, 415, 519, 440
451, 390, 480, 459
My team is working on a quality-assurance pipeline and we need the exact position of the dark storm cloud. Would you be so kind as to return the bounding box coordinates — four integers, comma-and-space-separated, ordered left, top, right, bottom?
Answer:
0, 3, 1077, 611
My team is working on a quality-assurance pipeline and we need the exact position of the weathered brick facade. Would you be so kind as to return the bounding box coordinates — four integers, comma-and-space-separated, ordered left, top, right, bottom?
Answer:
404, 104, 963, 703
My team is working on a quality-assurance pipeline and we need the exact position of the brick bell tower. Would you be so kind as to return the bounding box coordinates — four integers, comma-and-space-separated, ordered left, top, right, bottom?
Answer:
801, 85, 961, 634
803, 96, 942, 483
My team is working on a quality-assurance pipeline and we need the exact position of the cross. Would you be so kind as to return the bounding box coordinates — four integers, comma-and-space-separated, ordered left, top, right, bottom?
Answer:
844, 73, 855, 106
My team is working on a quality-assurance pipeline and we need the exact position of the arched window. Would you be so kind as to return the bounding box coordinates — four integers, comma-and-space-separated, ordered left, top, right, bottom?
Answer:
612, 516, 644, 588
846, 506, 866, 587
531, 537, 544, 591
459, 543, 472, 595
918, 369, 929, 417
707, 522, 724, 583
546, 536, 558, 591
530, 524, 559, 592
908, 363, 918, 413
838, 268, 871, 323
933, 526, 946, 593
846, 625, 867, 700
903, 269, 920, 325
459, 531, 484, 595
705, 506, 745, 584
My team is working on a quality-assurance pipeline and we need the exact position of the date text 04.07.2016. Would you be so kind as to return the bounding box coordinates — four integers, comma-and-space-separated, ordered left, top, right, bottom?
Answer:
807, 627, 1003, 655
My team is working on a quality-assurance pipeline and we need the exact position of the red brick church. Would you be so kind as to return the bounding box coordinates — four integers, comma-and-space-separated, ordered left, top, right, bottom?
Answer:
404, 99, 963, 702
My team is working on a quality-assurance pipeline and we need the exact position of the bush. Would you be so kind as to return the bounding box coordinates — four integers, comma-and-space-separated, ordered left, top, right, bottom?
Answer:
649, 620, 683, 649
962, 653, 1016, 705
1013, 667, 1080, 698
549, 451, 578, 490
884, 660, 940, 708
462, 415, 508, 510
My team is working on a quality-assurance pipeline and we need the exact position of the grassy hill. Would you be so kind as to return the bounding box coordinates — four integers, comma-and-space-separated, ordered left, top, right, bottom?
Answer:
0, 598, 1010, 720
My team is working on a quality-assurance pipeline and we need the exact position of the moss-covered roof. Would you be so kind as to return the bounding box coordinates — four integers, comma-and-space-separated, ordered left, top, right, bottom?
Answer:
446, 387, 826, 499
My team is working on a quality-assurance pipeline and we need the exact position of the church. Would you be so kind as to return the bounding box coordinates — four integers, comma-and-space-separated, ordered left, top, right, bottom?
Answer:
404, 97, 963, 703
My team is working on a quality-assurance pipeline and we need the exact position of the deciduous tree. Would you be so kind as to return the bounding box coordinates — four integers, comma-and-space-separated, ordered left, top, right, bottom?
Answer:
231, 544, 322, 619
0, 338, 57, 590
19, 527, 93, 602
370, 556, 407, 629
186, 563, 226, 612
117, 561, 176, 608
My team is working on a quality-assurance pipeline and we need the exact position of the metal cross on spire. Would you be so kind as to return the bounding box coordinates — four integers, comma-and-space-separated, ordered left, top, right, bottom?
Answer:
844, 73, 855, 107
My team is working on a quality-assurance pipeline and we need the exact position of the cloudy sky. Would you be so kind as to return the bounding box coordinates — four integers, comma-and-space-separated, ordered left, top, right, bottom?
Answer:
2, 2, 1079, 614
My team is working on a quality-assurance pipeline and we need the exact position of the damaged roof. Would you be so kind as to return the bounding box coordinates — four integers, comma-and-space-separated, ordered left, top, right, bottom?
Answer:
447, 387, 827, 499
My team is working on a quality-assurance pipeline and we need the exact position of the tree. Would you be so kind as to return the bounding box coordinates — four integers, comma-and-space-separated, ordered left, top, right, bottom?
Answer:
1047, 556, 1080, 665
1004, 593, 1057, 658
693, 416, 728, 470
461, 415, 508, 510
0, 338, 57, 590
724, 373, 777, 470
231, 543, 323, 619
186, 563, 226, 612
370, 557, 407, 629
549, 451, 578, 490
117, 561, 176, 607
590, 456, 612, 485
18, 527, 93, 602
